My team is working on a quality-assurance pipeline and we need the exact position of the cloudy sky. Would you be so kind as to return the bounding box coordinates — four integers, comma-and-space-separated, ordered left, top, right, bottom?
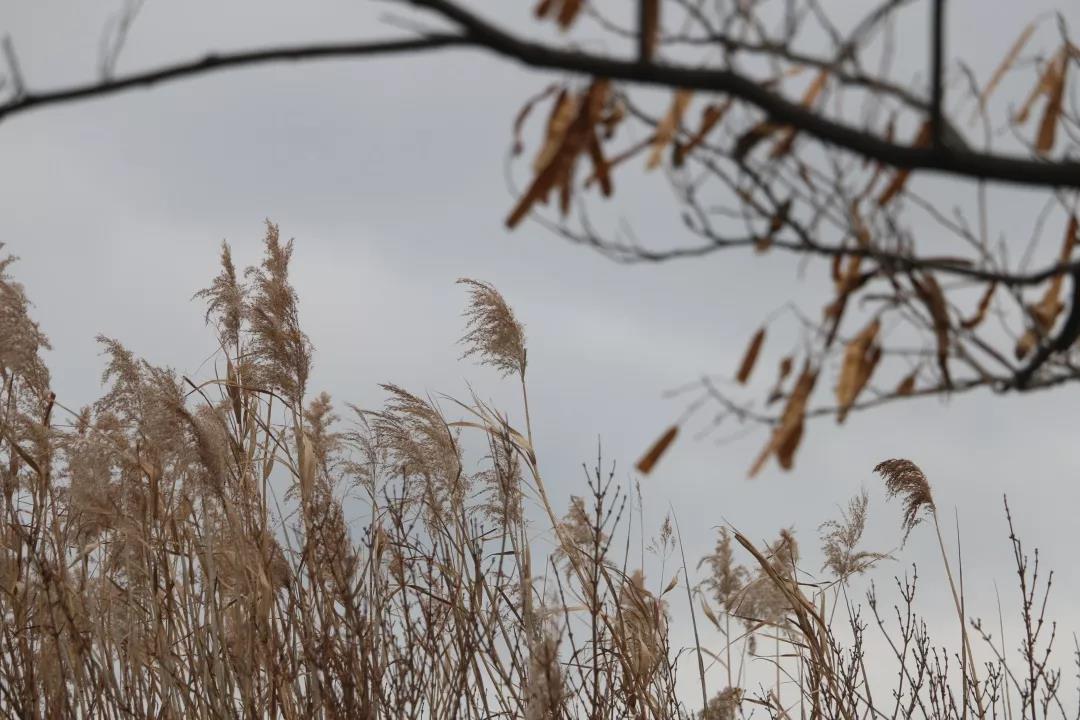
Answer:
2, 0, 1078, 700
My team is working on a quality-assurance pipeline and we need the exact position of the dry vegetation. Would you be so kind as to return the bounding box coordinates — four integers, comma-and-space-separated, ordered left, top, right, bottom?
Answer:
0, 224, 1075, 719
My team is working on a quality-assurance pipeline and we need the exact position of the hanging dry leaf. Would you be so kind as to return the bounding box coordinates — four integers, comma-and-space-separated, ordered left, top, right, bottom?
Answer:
830, 252, 843, 285
877, 121, 932, 207
960, 282, 997, 330
767, 355, 794, 404
674, 101, 731, 166
508, 81, 610, 228
1015, 329, 1039, 360
647, 89, 693, 169
1017, 215, 1079, 357
1015, 46, 1067, 124
587, 136, 653, 187
836, 318, 881, 423
1036, 50, 1068, 153
733, 120, 780, 160
637, 425, 679, 475
586, 127, 613, 196
825, 254, 866, 321
976, 23, 1035, 118
512, 84, 560, 156
749, 363, 818, 477
757, 199, 792, 252
535, 0, 584, 29
599, 97, 626, 139
736, 327, 766, 384
895, 368, 918, 396
774, 366, 817, 472
911, 273, 952, 388
850, 201, 871, 248
533, 90, 578, 173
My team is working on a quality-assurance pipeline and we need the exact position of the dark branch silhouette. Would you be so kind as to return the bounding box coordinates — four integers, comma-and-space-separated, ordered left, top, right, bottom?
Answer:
1, 1, 1079, 188
0, 35, 465, 124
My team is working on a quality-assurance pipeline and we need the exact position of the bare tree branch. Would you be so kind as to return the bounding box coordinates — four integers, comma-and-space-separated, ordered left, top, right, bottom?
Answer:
0, 34, 465, 125
407, 0, 1080, 189
1, 1, 1079, 189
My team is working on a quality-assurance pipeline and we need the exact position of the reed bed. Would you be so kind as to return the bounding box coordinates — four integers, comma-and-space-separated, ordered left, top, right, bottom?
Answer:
0, 224, 1073, 719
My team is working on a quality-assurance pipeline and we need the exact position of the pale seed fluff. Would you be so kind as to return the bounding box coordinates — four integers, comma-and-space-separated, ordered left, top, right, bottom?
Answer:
525, 627, 565, 720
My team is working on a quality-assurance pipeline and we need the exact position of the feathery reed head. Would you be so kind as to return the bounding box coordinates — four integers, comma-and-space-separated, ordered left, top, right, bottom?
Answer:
874, 458, 935, 542
458, 278, 527, 377
700, 527, 748, 613
245, 221, 312, 405
195, 241, 245, 349
0, 249, 51, 398
701, 687, 743, 720
819, 488, 888, 578
372, 384, 466, 519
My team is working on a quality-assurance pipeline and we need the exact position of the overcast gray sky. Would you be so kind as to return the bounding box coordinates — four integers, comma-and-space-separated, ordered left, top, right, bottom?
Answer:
2, 0, 1078, 701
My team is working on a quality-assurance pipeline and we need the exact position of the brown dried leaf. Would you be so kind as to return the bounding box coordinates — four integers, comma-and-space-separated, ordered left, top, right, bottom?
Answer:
674, 101, 731, 166
733, 120, 780, 160
850, 202, 871, 248
756, 199, 792, 252
895, 369, 918, 396
1015, 329, 1039, 360
912, 273, 952, 388
1036, 51, 1068, 153
508, 153, 566, 228
960, 282, 997, 330
749, 363, 817, 477
535, 0, 583, 29
1027, 215, 1078, 335
648, 89, 693, 169
600, 97, 625, 139
508, 81, 610, 228
736, 327, 766, 384
533, 90, 578, 173
637, 425, 679, 475
977, 23, 1035, 116
775, 419, 805, 470
586, 128, 613, 196
1015, 47, 1066, 124
767, 355, 794, 404
825, 254, 866, 321
836, 319, 881, 423
877, 121, 932, 207
512, 84, 559, 156
587, 136, 653, 187
831, 253, 843, 285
